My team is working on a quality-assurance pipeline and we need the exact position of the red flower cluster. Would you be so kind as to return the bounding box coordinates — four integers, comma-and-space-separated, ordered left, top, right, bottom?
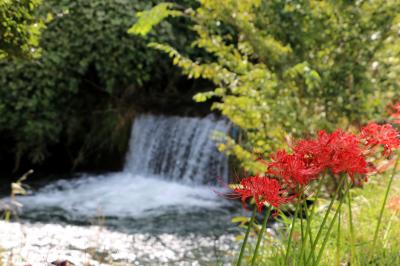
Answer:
230, 122, 400, 212
232, 176, 291, 212
322, 130, 370, 182
268, 150, 320, 187
360, 122, 400, 157
270, 130, 369, 185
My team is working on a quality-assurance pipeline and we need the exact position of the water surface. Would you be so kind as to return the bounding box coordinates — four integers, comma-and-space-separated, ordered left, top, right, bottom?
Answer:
0, 115, 242, 265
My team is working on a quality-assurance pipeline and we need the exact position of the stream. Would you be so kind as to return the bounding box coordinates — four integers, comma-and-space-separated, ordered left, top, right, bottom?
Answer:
0, 115, 245, 265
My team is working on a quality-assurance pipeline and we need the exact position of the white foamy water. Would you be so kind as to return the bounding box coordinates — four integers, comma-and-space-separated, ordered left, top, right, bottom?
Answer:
0, 114, 238, 265
17, 173, 227, 218
15, 114, 230, 218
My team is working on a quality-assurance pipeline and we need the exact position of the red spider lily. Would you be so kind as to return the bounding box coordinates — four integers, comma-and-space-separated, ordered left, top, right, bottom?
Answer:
328, 130, 370, 180
267, 150, 320, 188
294, 130, 370, 183
360, 122, 400, 157
390, 102, 400, 124
232, 176, 292, 212
293, 130, 336, 173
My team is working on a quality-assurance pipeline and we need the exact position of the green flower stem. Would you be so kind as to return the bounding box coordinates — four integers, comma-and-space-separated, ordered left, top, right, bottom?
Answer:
300, 200, 312, 265
300, 197, 310, 265
314, 183, 350, 266
300, 210, 305, 265
299, 175, 325, 264
346, 179, 357, 265
308, 223, 314, 262
284, 200, 301, 265
372, 153, 400, 250
237, 206, 257, 266
250, 206, 272, 266
305, 176, 346, 265
336, 209, 341, 266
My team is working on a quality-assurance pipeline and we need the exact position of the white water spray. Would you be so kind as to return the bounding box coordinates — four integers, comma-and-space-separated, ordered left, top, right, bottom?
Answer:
17, 114, 231, 217
125, 114, 229, 184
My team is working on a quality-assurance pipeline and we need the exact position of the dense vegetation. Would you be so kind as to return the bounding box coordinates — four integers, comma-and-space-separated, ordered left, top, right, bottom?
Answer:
2, 1, 400, 265
0, 0, 42, 59
0, 0, 208, 174
131, 0, 400, 172
2, 0, 399, 175
129, 1, 400, 264
242, 172, 400, 265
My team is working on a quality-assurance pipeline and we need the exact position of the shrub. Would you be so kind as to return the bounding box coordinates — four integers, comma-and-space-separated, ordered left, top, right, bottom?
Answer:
131, 0, 400, 172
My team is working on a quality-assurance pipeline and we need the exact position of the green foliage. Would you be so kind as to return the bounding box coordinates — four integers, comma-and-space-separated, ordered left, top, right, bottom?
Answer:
254, 174, 400, 266
0, 0, 42, 59
0, 60, 60, 165
0, 0, 198, 169
128, 3, 181, 36
132, 0, 400, 172
37, 0, 162, 93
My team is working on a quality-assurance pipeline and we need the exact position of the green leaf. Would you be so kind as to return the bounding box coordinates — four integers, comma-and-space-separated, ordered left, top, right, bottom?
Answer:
127, 3, 182, 36
232, 216, 250, 224
193, 93, 207, 102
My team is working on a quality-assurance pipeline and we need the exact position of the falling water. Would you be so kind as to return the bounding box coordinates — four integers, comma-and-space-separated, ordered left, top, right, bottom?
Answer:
125, 114, 230, 184
0, 114, 239, 265
13, 114, 231, 218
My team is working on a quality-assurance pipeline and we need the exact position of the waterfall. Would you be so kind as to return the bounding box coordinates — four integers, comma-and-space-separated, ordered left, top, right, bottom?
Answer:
124, 114, 229, 184
13, 114, 231, 218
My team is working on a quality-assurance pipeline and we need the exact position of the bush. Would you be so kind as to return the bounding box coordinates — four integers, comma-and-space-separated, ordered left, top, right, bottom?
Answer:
0, 0, 201, 171
131, 0, 400, 172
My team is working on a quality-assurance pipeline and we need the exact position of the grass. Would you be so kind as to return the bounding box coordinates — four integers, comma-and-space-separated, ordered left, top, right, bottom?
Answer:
244, 172, 400, 265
